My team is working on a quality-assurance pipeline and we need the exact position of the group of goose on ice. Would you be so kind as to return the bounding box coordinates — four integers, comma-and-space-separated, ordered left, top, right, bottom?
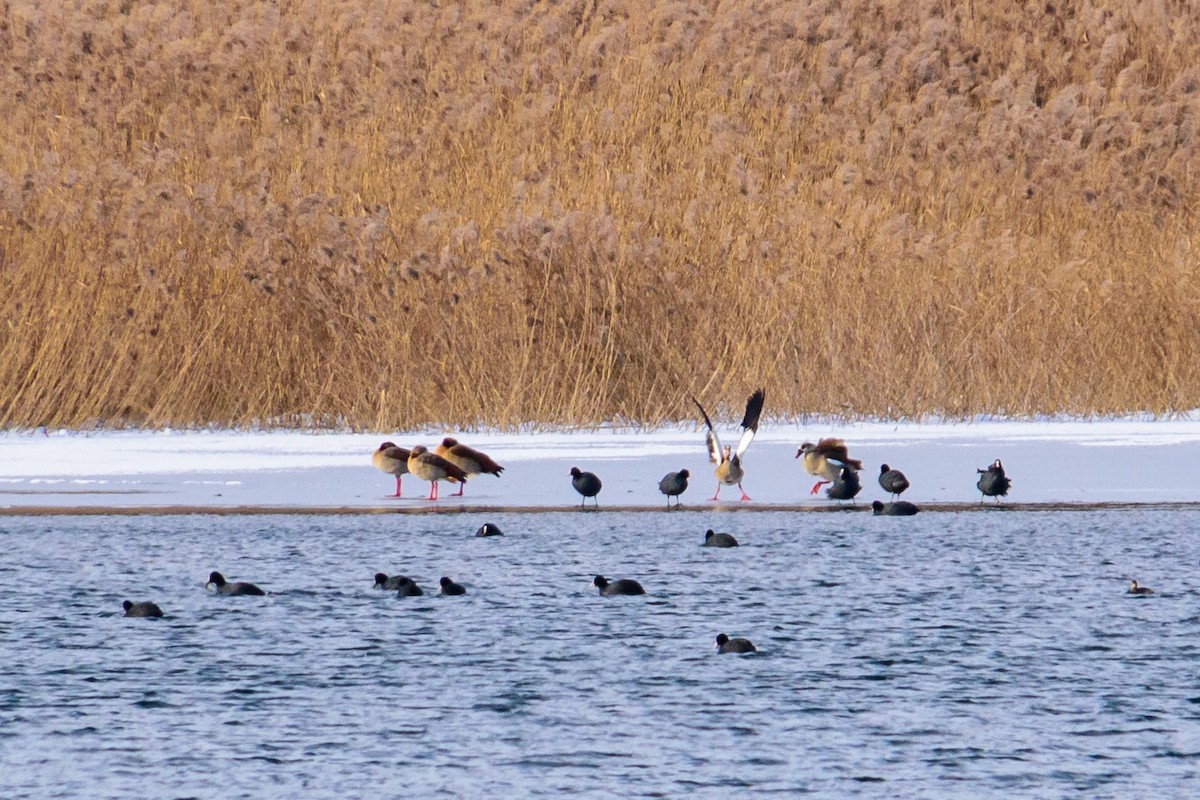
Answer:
370, 389, 1014, 514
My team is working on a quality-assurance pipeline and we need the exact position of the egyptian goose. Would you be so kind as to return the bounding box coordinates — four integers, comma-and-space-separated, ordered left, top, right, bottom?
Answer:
1127, 579, 1154, 595
372, 441, 411, 497
205, 571, 265, 596
878, 464, 910, 499
407, 445, 468, 500
871, 500, 920, 516
715, 634, 756, 654
976, 459, 1011, 502
592, 575, 646, 596
692, 389, 765, 501
658, 469, 690, 509
570, 467, 603, 508
122, 600, 164, 617
702, 529, 739, 547
433, 437, 504, 496
796, 438, 863, 494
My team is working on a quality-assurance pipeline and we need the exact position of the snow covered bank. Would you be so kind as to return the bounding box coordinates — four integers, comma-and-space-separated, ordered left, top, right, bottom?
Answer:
0, 419, 1197, 511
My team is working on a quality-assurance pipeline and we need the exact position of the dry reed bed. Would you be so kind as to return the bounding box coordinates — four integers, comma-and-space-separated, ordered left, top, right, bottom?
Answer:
0, 0, 1198, 429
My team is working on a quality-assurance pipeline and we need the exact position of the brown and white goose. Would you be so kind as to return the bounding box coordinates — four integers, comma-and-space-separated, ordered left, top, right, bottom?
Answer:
407, 445, 469, 501
692, 389, 765, 501
371, 441, 411, 497
796, 438, 863, 495
433, 437, 504, 496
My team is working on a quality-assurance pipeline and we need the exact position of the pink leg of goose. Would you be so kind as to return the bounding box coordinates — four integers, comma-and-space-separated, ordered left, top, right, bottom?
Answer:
392, 476, 403, 497
739, 484, 751, 501
810, 481, 828, 495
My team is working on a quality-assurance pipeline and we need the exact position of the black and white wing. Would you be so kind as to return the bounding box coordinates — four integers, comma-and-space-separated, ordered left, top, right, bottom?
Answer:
691, 396, 723, 464
734, 389, 765, 459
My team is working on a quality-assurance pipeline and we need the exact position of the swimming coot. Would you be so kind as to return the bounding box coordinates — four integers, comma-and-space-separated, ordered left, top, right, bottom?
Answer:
703, 529, 739, 548
122, 600, 164, 618
592, 575, 646, 596
206, 571, 265, 596
715, 633, 756, 654
439, 576, 467, 595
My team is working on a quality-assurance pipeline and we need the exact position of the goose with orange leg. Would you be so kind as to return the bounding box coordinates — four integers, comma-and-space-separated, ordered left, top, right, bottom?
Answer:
692, 389, 765, 501
371, 441, 411, 497
407, 445, 468, 501
433, 437, 504, 497
797, 438, 863, 495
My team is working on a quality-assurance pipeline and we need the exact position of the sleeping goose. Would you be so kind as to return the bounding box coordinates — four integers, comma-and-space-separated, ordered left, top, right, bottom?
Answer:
407, 445, 469, 501
433, 437, 504, 497
371, 441, 411, 497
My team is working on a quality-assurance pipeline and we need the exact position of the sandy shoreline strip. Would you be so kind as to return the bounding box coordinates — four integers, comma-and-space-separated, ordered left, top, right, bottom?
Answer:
3, 501, 1198, 516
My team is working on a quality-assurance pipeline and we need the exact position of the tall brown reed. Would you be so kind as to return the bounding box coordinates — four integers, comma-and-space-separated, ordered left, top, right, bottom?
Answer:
1, 0, 1198, 430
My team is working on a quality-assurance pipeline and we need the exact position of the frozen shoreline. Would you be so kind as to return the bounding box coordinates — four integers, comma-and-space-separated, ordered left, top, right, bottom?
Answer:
1, 418, 1198, 511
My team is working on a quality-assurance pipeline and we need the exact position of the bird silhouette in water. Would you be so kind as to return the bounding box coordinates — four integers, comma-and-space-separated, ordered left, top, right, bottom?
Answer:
715, 634, 756, 654
659, 469, 690, 509
797, 438, 863, 495
570, 467, 602, 508
692, 389, 765, 501
976, 459, 1011, 502
825, 465, 862, 503
878, 464, 910, 500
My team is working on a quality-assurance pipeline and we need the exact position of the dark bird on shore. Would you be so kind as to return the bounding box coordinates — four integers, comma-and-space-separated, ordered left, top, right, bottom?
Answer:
570, 467, 602, 508
407, 445, 469, 501
976, 459, 1011, 502
658, 469, 690, 509
878, 464, 910, 499
1127, 579, 1154, 596
703, 529, 739, 548
826, 466, 862, 502
475, 522, 504, 537
715, 634, 756, 654
592, 575, 646, 596
433, 437, 504, 497
797, 438, 863, 495
872, 500, 920, 516
439, 576, 467, 595
692, 389, 765, 501
122, 600, 163, 618
205, 571, 265, 596
371, 441, 411, 497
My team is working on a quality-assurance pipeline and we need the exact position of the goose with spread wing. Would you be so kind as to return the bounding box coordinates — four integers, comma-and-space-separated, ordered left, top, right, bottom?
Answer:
692, 389, 765, 501
796, 438, 863, 495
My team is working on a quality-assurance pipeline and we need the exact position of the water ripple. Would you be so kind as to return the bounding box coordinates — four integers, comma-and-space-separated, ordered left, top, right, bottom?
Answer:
2, 509, 1200, 797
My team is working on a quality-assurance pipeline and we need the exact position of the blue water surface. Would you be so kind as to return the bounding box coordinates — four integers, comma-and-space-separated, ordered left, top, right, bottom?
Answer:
1, 508, 1198, 798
